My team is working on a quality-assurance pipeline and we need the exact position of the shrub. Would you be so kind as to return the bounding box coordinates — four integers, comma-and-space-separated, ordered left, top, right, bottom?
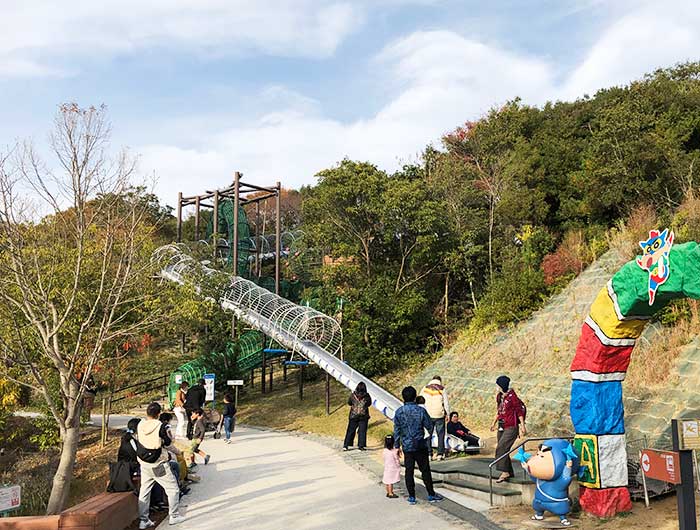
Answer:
471, 262, 548, 329
29, 415, 61, 451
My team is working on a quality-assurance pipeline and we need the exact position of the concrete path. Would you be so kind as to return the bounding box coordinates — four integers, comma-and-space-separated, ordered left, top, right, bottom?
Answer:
156, 426, 472, 530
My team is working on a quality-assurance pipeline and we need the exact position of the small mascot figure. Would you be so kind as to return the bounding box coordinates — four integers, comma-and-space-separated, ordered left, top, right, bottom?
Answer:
636, 228, 674, 305
514, 439, 579, 527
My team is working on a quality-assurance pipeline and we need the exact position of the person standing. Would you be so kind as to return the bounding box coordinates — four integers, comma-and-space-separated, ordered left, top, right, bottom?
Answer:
491, 375, 527, 483
382, 435, 401, 499
184, 378, 206, 440
343, 382, 372, 451
173, 381, 189, 439
222, 392, 237, 444
419, 375, 450, 460
136, 402, 185, 528
393, 386, 443, 506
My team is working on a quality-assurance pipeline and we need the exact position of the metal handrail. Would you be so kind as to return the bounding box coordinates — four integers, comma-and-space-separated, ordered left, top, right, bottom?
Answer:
488, 435, 573, 506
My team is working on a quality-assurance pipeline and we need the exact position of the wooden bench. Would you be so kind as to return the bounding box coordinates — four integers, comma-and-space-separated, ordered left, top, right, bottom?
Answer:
59, 492, 137, 530
0, 515, 60, 530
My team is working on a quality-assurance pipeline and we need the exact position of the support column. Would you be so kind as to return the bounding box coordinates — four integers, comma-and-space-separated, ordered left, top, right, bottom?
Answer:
250, 368, 254, 388
283, 362, 287, 382
299, 364, 304, 401
176, 192, 182, 242
269, 361, 273, 392
261, 350, 267, 394
212, 191, 219, 260
325, 373, 330, 415
275, 182, 281, 295
255, 201, 261, 279
194, 196, 201, 240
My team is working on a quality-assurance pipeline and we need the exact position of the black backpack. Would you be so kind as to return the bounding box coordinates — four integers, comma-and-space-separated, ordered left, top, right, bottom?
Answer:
107, 461, 137, 493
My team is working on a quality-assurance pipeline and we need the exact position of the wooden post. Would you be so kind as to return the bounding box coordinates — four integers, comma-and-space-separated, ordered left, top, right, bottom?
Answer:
672, 419, 698, 530
194, 196, 201, 240
269, 361, 273, 392
325, 373, 330, 415
275, 182, 281, 295
100, 398, 107, 447
234, 386, 239, 409
299, 364, 304, 401
261, 350, 267, 394
250, 368, 254, 388
233, 172, 240, 276
255, 201, 261, 278
283, 361, 287, 382
212, 191, 219, 260
176, 192, 183, 243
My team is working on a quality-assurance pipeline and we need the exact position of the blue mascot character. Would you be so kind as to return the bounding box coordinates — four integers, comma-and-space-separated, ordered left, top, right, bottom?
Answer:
514, 439, 580, 527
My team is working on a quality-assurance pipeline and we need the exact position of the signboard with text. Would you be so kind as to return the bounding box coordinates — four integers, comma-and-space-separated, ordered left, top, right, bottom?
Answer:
0, 485, 21, 513
676, 419, 700, 450
227, 380, 244, 386
641, 449, 681, 484
204, 373, 215, 401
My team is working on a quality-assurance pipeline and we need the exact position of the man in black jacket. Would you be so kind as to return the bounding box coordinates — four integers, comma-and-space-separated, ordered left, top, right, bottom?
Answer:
184, 379, 206, 440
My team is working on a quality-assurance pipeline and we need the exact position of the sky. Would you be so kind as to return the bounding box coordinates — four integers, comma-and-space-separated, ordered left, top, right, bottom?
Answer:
1, 0, 700, 208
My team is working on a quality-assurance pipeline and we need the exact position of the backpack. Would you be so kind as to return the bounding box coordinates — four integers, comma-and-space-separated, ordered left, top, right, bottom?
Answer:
350, 393, 368, 418
106, 461, 137, 493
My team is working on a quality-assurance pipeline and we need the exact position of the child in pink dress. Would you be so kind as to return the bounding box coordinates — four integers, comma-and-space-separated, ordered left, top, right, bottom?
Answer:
383, 435, 401, 498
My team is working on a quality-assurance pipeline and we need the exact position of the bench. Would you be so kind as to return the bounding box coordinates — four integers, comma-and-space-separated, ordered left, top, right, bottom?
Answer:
0, 515, 60, 530
59, 492, 137, 530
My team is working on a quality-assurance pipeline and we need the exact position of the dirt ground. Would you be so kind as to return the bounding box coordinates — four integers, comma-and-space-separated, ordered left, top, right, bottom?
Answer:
491, 496, 686, 530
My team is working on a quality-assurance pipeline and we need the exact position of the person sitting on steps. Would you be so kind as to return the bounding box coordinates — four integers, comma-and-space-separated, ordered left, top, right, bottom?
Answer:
447, 411, 482, 448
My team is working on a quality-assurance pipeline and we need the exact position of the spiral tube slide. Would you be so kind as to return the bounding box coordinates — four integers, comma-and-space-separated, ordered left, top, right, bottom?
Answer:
569, 241, 700, 517
154, 245, 403, 420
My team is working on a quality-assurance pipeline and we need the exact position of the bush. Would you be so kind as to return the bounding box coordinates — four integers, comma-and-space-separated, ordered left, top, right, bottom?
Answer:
471, 262, 548, 329
29, 415, 61, 451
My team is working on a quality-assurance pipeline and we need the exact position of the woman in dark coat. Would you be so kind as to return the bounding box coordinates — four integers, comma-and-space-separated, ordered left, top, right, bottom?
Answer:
343, 382, 372, 451
491, 375, 527, 482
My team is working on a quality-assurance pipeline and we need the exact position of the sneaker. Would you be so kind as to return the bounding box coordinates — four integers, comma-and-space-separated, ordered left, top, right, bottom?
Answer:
169, 515, 186, 525
437, 454, 445, 461
560, 519, 571, 527
342, 447, 349, 451
224, 439, 231, 444
408, 496, 417, 505
139, 520, 156, 529
358, 447, 366, 451
180, 486, 191, 495
204, 455, 211, 465
386, 493, 398, 499
428, 493, 444, 503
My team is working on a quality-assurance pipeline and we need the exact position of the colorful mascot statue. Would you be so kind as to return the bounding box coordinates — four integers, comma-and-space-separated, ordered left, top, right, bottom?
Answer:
515, 439, 580, 527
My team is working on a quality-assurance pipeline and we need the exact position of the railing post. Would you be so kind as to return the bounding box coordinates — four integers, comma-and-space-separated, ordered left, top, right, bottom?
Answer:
269, 360, 273, 392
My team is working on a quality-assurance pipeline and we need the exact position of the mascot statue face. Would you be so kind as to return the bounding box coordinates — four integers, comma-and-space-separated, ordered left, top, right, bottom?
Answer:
526, 446, 557, 480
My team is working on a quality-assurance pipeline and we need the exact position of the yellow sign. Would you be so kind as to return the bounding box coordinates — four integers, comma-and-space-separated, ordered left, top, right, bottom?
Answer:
678, 419, 700, 450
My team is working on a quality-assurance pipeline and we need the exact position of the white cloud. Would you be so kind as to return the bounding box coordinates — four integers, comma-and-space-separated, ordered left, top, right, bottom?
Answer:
0, 1, 363, 78
560, 1, 700, 99
140, 0, 700, 205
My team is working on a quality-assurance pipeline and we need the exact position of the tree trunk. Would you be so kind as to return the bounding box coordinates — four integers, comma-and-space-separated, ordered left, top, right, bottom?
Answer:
443, 272, 449, 325
46, 422, 81, 514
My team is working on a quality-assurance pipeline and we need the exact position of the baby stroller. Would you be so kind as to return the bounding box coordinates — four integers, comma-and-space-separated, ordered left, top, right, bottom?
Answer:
202, 408, 223, 439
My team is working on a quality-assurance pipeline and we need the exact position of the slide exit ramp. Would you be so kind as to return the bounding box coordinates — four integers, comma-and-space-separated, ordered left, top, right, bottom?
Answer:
155, 245, 403, 420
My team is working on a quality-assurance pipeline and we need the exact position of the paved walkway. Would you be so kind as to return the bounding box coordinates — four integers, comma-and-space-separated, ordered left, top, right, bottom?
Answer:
156, 426, 472, 530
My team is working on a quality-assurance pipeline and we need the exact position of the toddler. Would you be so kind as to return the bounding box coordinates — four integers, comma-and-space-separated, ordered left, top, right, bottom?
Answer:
383, 435, 401, 498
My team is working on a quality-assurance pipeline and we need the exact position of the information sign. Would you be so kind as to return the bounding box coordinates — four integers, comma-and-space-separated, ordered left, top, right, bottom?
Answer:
640, 449, 681, 484
0, 485, 21, 513
677, 419, 700, 450
204, 373, 215, 401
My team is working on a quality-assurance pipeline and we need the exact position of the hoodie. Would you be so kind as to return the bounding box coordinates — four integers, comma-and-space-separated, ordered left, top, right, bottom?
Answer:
137, 418, 178, 467
420, 379, 450, 419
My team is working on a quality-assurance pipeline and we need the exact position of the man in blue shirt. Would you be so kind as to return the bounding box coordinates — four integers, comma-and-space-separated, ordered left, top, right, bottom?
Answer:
393, 386, 444, 505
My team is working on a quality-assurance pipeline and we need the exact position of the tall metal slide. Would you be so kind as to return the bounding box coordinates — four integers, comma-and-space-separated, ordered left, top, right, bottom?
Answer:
155, 245, 403, 420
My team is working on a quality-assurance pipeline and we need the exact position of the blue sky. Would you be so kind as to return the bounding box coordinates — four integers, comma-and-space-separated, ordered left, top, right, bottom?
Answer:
1, 0, 699, 207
